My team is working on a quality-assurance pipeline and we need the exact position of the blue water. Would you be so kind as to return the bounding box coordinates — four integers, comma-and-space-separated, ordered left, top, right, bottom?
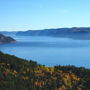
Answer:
0, 36, 90, 68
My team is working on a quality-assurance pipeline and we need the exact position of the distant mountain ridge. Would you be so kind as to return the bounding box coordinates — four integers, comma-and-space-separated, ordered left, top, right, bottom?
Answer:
16, 27, 90, 39
0, 34, 16, 44
1, 27, 90, 39
0, 31, 17, 36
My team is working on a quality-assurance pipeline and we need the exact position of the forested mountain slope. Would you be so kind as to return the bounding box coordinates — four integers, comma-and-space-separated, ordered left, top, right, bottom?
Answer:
0, 52, 90, 90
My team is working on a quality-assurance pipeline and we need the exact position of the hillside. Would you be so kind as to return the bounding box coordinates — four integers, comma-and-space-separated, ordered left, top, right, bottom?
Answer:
16, 27, 90, 40
0, 52, 90, 90
0, 34, 16, 44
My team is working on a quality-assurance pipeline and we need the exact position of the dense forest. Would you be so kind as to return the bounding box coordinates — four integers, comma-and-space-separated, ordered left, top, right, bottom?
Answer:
0, 52, 90, 90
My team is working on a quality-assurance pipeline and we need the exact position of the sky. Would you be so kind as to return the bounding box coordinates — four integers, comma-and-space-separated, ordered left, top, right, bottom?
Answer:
0, 0, 90, 31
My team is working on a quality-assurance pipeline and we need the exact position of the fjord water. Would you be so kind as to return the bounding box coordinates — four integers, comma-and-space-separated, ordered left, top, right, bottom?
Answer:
0, 36, 90, 68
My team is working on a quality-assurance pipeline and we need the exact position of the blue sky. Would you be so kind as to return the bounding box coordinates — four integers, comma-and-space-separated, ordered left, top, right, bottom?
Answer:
0, 0, 90, 31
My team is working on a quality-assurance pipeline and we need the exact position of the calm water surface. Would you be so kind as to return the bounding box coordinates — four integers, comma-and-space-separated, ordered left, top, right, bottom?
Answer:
0, 36, 90, 68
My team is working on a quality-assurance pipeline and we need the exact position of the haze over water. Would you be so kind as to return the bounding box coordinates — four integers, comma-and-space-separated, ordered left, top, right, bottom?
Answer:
0, 36, 90, 68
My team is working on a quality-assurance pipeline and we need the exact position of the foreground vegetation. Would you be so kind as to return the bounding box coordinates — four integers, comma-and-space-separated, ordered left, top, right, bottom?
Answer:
0, 52, 90, 90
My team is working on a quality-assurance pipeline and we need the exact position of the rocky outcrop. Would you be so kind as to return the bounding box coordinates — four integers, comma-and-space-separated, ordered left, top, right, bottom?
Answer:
0, 34, 16, 44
